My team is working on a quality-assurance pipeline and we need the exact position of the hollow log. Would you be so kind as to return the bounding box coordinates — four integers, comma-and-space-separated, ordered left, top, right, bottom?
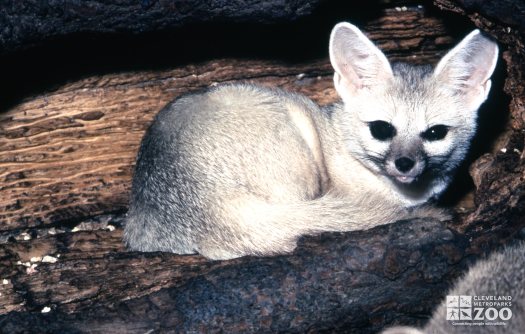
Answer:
1, 0, 525, 333
0, 4, 464, 230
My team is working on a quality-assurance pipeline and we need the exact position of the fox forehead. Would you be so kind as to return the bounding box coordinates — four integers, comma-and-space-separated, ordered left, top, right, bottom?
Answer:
352, 63, 475, 132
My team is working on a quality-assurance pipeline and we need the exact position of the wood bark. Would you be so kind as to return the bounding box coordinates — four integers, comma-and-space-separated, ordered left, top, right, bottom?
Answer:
0, 0, 322, 54
0, 1, 524, 333
0, 219, 484, 333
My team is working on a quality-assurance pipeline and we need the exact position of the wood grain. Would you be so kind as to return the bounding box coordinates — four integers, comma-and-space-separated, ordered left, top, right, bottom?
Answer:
0, 59, 337, 231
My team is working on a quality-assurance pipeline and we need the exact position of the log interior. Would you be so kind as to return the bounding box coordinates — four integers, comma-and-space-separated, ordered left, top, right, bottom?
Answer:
0, 1, 523, 332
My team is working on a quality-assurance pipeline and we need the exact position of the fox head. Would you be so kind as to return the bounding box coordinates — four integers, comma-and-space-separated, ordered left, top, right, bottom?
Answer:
329, 22, 498, 199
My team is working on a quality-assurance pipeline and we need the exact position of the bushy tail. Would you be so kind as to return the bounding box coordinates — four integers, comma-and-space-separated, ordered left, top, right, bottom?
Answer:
208, 192, 448, 259
124, 192, 449, 260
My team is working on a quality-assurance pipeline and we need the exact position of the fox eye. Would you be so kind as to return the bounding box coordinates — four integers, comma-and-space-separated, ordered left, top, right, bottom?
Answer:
421, 125, 449, 141
369, 121, 396, 141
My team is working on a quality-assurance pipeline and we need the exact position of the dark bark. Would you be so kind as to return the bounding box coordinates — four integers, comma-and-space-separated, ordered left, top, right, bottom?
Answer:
0, 219, 494, 333
436, 0, 525, 34
1, 208, 523, 333
0, 0, 322, 54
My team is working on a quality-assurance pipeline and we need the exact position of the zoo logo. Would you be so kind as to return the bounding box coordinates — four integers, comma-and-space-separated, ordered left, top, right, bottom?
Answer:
446, 295, 513, 322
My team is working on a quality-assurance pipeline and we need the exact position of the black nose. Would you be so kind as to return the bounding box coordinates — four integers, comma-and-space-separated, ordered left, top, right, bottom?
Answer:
395, 157, 415, 173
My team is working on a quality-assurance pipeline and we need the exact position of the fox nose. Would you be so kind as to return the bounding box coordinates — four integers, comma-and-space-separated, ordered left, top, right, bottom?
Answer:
395, 157, 415, 173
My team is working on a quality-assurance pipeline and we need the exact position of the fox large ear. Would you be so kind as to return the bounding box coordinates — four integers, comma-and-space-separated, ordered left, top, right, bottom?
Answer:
433, 30, 498, 111
329, 22, 393, 102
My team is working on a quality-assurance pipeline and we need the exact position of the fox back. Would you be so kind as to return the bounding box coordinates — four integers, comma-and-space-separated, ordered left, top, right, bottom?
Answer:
124, 23, 498, 259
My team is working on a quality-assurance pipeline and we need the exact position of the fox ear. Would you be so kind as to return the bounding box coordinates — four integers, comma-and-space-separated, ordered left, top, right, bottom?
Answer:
329, 22, 393, 102
433, 29, 499, 111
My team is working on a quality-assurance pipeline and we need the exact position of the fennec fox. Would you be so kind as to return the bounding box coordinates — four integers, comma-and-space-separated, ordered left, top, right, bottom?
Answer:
124, 23, 498, 260
382, 241, 525, 334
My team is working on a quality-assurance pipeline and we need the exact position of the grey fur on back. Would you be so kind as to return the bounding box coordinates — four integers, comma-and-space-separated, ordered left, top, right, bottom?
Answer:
125, 84, 407, 259
124, 23, 498, 259
382, 242, 525, 334
126, 85, 331, 257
